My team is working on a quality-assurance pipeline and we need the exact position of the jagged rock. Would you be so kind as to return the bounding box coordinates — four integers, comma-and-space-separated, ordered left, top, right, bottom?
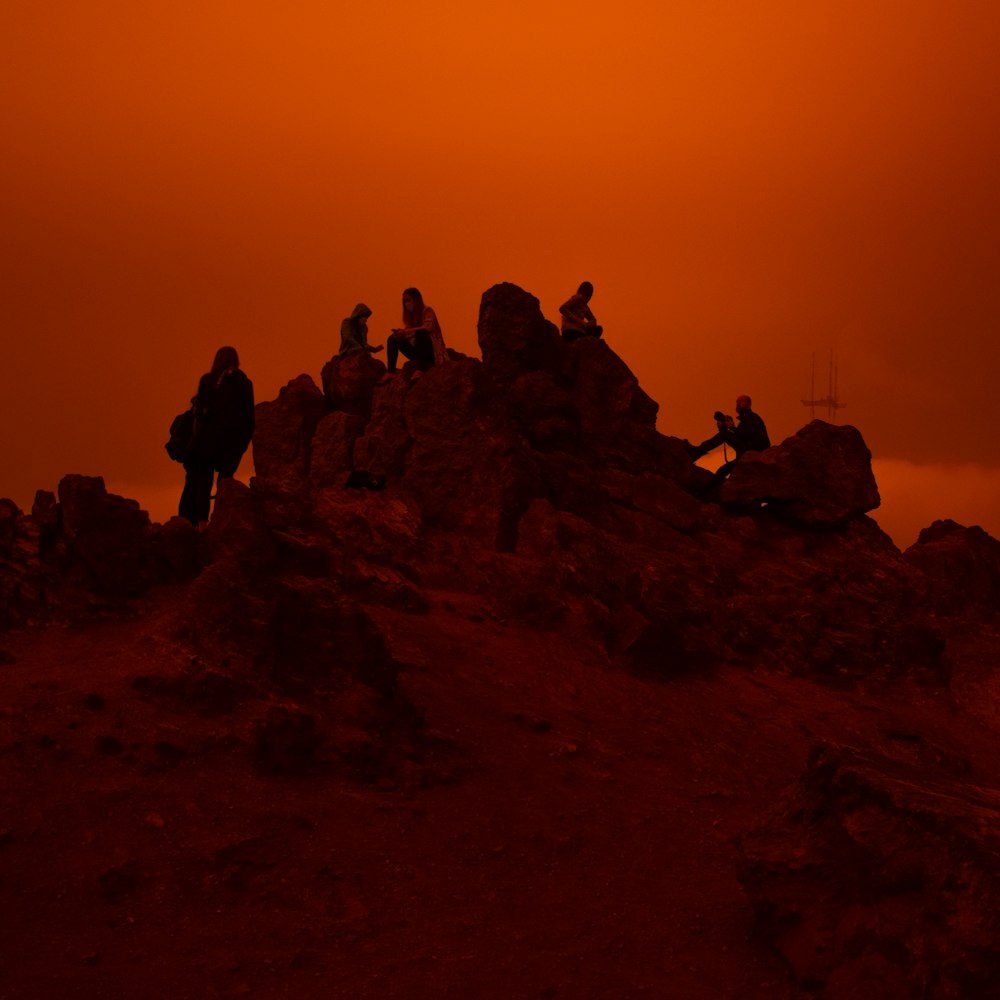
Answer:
477, 282, 563, 385
351, 375, 412, 478
320, 349, 385, 416
720, 420, 880, 526
399, 359, 543, 547
207, 478, 278, 570
309, 411, 366, 489
57, 475, 153, 596
30, 490, 59, 550
904, 519, 1000, 621
737, 742, 1000, 998
0, 499, 18, 559
251, 374, 327, 491
156, 515, 204, 581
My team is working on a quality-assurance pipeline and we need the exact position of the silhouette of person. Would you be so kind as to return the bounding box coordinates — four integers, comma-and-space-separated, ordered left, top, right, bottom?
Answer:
383, 288, 447, 378
559, 281, 603, 341
178, 346, 255, 525
339, 303, 383, 356
688, 394, 770, 484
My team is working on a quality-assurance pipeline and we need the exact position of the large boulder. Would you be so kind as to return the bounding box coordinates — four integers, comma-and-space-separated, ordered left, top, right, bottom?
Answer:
720, 421, 880, 526
904, 519, 1000, 621
310, 411, 367, 489
251, 374, 327, 492
320, 349, 386, 417
477, 282, 563, 385
738, 742, 1000, 998
57, 475, 153, 596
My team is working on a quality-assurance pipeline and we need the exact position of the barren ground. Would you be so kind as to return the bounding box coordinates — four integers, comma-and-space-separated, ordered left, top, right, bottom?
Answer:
2, 587, 997, 1000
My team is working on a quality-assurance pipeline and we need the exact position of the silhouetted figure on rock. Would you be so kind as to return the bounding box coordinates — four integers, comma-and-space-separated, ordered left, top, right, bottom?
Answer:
179, 346, 255, 526
382, 287, 447, 380
687, 394, 770, 492
339, 303, 383, 356
559, 281, 603, 341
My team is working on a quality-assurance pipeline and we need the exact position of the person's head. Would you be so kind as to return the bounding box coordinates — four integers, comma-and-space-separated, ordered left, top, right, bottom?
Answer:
736, 394, 752, 415
402, 287, 425, 325
577, 281, 594, 301
212, 346, 240, 376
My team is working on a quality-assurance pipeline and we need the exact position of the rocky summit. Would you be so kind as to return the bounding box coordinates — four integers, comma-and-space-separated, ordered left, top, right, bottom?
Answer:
2, 283, 1000, 999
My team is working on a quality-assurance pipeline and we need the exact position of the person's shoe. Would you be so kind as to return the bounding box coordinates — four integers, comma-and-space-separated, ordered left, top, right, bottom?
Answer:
410, 369, 423, 382
377, 371, 398, 385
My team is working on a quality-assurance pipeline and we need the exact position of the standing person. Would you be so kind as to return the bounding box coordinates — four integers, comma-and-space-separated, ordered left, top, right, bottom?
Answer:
687, 394, 770, 483
339, 303, 383, 356
178, 346, 255, 525
559, 281, 603, 341
383, 287, 447, 377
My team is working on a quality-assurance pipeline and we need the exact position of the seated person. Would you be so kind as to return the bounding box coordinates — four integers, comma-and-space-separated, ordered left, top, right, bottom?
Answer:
688, 394, 771, 482
559, 281, 603, 340
384, 287, 446, 376
339, 303, 383, 355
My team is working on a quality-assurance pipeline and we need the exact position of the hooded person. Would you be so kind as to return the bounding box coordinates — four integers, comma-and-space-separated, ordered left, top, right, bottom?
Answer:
339, 303, 383, 356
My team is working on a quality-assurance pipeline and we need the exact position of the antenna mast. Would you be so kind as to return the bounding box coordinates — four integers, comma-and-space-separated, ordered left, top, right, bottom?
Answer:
801, 349, 846, 420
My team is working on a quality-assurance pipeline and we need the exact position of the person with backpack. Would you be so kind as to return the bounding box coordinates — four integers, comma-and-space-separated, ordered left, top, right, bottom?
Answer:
178, 346, 255, 525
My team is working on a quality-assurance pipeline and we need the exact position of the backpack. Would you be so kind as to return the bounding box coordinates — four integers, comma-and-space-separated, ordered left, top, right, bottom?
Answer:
165, 407, 196, 463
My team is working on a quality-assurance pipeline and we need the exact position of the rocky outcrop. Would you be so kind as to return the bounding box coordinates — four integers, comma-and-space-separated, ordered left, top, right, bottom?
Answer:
904, 519, 1000, 622
738, 742, 1000, 998
251, 374, 327, 493
0, 284, 987, 691
720, 420, 880, 526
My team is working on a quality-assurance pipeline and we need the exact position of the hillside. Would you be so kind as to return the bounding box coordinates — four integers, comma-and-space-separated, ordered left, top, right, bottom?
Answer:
3, 284, 1000, 999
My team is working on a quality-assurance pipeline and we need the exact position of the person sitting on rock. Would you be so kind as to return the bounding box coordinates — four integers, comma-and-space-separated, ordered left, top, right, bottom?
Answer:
383, 287, 447, 378
559, 281, 603, 341
179, 346, 255, 525
339, 303, 383, 356
687, 394, 771, 483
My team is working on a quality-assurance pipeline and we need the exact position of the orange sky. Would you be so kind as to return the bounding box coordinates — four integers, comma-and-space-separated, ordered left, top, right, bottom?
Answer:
3, 1, 999, 546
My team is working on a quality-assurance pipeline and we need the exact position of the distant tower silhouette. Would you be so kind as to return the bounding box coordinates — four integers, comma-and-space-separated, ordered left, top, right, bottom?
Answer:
802, 350, 846, 421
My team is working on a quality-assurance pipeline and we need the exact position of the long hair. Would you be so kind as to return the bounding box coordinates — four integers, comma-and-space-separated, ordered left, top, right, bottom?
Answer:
401, 287, 425, 328
211, 346, 240, 376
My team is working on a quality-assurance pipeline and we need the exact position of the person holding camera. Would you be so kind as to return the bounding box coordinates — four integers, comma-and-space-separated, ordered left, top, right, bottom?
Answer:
687, 394, 770, 482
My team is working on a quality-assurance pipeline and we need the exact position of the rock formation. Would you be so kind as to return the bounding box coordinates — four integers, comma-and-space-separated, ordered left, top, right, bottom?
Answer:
4, 282, 1000, 998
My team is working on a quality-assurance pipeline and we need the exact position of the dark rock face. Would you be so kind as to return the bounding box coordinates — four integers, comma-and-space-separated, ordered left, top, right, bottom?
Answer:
0, 283, 986, 692
320, 349, 386, 417
57, 475, 153, 596
721, 420, 880, 526
251, 374, 327, 492
904, 519, 1000, 622
738, 743, 1000, 998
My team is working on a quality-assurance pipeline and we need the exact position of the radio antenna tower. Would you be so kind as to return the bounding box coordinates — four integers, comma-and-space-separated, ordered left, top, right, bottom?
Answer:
802, 350, 846, 420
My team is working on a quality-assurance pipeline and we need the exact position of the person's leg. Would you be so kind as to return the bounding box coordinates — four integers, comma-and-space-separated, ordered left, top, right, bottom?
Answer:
412, 330, 434, 369
562, 328, 585, 342
687, 432, 725, 460
394, 332, 434, 370
386, 336, 400, 372
180, 458, 214, 525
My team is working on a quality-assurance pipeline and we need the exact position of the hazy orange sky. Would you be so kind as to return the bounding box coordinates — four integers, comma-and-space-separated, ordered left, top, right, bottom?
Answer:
3, 1, 998, 546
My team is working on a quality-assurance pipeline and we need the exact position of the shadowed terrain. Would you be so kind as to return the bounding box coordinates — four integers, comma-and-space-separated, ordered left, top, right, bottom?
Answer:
3, 284, 1000, 999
